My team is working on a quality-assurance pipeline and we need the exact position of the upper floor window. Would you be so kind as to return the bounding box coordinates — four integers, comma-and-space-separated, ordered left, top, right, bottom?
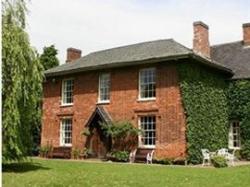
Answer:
62, 79, 74, 105
229, 120, 241, 149
139, 68, 156, 100
99, 73, 110, 102
60, 118, 72, 146
139, 116, 156, 148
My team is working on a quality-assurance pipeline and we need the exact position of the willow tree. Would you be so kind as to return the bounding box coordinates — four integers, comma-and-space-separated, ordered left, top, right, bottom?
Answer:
2, 0, 44, 161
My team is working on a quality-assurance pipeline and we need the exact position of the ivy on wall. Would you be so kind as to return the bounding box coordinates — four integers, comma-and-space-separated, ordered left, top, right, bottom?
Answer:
177, 63, 229, 164
228, 80, 250, 157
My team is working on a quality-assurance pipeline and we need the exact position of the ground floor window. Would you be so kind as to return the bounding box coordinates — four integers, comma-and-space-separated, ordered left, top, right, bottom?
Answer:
229, 120, 240, 149
139, 116, 156, 148
60, 118, 72, 146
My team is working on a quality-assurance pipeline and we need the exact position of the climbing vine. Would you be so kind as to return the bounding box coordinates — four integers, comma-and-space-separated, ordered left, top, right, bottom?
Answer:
177, 63, 229, 164
228, 80, 250, 159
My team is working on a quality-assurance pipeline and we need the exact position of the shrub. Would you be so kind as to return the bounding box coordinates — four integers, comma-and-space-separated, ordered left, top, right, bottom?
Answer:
72, 148, 81, 159
173, 158, 186, 165
153, 158, 173, 165
241, 140, 250, 160
39, 145, 53, 158
211, 156, 228, 168
111, 151, 129, 162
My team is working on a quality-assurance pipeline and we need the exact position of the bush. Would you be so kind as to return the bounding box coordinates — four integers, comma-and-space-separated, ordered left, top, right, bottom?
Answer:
72, 148, 81, 159
211, 156, 228, 168
153, 158, 173, 165
241, 140, 250, 160
111, 151, 129, 162
39, 145, 51, 158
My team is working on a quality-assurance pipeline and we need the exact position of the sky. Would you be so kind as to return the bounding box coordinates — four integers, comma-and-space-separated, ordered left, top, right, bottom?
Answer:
26, 0, 250, 64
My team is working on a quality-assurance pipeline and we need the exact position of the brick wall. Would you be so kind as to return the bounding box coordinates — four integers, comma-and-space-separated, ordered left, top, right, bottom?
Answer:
41, 62, 187, 159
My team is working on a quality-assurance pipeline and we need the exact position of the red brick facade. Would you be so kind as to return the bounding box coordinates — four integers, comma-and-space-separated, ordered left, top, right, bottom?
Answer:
41, 62, 187, 159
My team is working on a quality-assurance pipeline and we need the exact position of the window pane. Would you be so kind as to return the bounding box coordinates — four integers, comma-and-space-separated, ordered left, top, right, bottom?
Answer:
140, 116, 156, 146
62, 79, 74, 104
139, 68, 156, 99
99, 73, 110, 101
61, 118, 72, 145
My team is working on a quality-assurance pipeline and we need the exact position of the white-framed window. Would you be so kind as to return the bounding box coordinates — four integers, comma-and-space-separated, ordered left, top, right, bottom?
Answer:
61, 79, 74, 105
139, 116, 156, 148
60, 118, 72, 146
139, 68, 156, 100
98, 73, 110, 102
229, 120, 241, 149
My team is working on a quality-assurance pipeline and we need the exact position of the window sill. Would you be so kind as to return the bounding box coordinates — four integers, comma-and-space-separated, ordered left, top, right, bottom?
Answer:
60, 144, 72, 147
97, 100, 110, 105
228, 146, 241, 150
137, 98, 156, 102
138, 145, 156, 149
60, 103, 73, 107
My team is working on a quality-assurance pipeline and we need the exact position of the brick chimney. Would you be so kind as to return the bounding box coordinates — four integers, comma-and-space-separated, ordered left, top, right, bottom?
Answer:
193, 21, 210, 58
66, 48, 82, 63
243, 23, 250, 46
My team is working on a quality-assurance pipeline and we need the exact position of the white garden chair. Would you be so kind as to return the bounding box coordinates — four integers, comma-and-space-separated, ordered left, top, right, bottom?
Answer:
129, 149, 137, 163
201, 149, 211, 166
146, 150, 154, 164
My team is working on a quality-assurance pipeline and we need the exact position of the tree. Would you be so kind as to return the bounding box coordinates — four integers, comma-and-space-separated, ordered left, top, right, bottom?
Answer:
2, 0, 44, 161
40, 45, 59, 70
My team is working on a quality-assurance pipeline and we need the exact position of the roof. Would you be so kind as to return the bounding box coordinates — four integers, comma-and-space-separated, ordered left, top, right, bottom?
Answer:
211, 41, 250, 79
86, 106, 112, 127
45, 39, 232, 77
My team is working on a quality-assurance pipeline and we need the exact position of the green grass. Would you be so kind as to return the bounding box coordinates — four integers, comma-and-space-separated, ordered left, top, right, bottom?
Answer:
3, 158, 250, 187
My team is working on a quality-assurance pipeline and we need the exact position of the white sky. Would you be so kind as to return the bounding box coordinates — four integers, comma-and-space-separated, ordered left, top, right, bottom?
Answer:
26, 0, 250, 64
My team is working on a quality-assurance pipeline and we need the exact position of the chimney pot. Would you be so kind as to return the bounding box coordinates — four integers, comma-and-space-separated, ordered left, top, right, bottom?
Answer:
193, 21, 210, 58
243, 23, 250, 46
66, 48, 82, 63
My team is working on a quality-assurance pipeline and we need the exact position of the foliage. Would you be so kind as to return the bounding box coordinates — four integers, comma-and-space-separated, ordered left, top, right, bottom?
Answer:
228, 80, 250, 159
3, 159, 250, 187
100, 121, 140, 151
71, 148, 81, 159
39, 145, 52, 158
241, 140, 250, 160
39, 45, 59, 70
111, 151, 129, 162
83, 147, 93, 158
2, 0, 44, 161
81, 128, 92, 136
211, 156, 228, 168
177, 63, 229, 164
153, 158, 173, 165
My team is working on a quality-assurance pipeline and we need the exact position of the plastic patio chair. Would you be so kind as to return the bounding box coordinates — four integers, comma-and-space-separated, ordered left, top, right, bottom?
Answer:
201, 149, 211, 166
146, 150, 154, 164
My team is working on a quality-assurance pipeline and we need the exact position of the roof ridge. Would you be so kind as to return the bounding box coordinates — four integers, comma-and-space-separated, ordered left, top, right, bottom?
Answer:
85, 38, 175, 57
211, 40, 242, 48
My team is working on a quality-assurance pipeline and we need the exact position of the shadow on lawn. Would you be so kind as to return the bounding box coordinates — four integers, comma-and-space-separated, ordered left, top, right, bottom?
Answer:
3, 162, 50, 173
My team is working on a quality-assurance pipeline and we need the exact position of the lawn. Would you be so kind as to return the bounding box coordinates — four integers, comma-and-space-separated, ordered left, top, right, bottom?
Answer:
3, 158, 250, 187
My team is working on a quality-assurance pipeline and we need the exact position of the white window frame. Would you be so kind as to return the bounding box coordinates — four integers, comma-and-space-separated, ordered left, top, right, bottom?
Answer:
98, 73, 110, 103
60, 117, 73, 147
61, 78, 74, 106
138, 116, 156, 148
228, 120, 241, 149
138, 68, 156, 101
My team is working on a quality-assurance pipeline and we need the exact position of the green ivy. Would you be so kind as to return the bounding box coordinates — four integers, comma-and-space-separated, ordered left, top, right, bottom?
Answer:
228, 80, 250, 159
177, 63, 229, 164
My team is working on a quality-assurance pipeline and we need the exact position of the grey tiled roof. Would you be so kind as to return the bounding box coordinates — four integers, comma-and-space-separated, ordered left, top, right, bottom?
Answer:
211, 41, 250, 79
45, 39, 232, 77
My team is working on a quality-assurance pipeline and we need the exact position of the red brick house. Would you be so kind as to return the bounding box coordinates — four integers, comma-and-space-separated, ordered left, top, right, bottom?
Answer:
42, 21, 250, 159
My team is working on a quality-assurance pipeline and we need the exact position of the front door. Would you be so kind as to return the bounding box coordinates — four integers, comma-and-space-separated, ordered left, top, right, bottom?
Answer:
89, 127, 109, 158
